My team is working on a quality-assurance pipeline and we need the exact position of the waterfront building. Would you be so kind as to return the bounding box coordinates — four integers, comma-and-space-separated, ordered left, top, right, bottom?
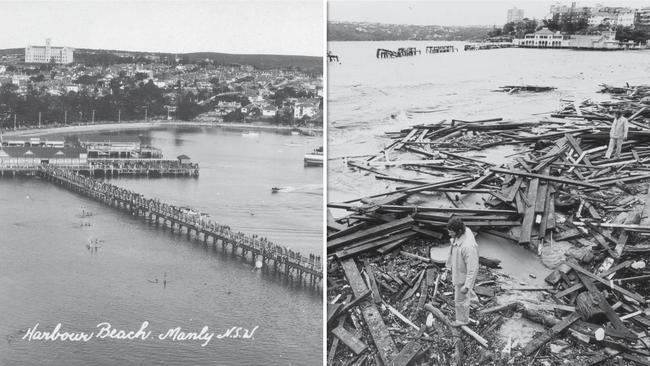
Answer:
2, 137, 65, 148
514, 28, 568, 47
507, 7, 524, 23
515, 29, 628, 49
0, 147, 87, 167
78, 135, 141, 158
25, 39, 74, 64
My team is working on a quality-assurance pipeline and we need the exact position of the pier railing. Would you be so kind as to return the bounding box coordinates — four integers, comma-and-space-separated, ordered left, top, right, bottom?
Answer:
39, 167, 323, 285
0, 158, 199, 177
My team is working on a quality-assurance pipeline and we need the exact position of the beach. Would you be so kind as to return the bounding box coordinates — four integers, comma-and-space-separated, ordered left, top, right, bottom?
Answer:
2, 120, 323, 138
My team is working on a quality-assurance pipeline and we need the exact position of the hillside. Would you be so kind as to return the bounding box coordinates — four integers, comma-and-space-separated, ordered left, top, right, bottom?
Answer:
0, 47, 322, 72
328, 22, 493, 41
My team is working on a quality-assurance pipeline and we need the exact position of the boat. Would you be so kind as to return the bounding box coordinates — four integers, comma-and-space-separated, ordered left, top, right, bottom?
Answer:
271, 187, 282, 193
290, 128, 300, 136
179, 206, 200, 216
242, 131, 259, 138
304, 146, 323, 167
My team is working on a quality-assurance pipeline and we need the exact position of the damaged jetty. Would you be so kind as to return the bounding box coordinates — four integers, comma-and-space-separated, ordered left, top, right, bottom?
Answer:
327, 85, 650, 365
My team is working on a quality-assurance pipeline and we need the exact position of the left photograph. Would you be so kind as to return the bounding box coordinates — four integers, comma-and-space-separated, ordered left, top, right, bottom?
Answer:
0, 1, 323, 365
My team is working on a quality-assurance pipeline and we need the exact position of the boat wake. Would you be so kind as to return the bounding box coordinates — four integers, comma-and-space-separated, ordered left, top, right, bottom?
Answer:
271, 184, 323, 194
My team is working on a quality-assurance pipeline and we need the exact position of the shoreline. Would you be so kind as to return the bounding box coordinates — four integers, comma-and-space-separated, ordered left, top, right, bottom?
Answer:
2, 120, 323, 138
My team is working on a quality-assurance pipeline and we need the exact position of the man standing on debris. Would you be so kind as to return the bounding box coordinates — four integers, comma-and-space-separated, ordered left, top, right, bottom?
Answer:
605, 111, 629, 159
444, 217, 479, 327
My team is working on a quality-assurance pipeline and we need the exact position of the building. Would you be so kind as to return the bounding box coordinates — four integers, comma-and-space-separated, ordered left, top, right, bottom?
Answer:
514, 28, 624, 49
636, 8, 650, 31
2, 137, 65, 148
549, 2, 591, 17
25, 39, 74, 64
514, 28, 568, 47
78, 135, 141, 158
507, 7, 524, 23
293, 100, 320, 119
617, 11, 636, 27
569, 31, 620, 49
262, 105, 278, 117
0, 147, 87, 167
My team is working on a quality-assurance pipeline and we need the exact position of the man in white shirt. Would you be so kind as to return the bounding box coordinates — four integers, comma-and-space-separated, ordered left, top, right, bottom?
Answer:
605, 111, 629, 159
444, 217, 479, 327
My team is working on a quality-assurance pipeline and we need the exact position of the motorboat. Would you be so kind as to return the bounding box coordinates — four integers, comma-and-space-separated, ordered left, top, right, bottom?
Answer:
242, 131, 260, 138
304, 146, 323, 167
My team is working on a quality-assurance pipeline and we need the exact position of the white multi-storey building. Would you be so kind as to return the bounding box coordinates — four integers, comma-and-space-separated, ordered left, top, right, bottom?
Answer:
25, 39, 74, 64
507, 7, 524, 23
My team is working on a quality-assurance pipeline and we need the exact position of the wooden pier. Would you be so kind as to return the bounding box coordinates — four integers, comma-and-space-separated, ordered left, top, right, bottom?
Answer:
0, 158, 199, 178
38, 167, 323, 288
464, 42, 515, 51
425, 45, 457, 53
376, 47, 420, 58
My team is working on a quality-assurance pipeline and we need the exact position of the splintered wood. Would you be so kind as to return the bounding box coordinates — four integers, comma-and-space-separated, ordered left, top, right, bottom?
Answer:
327, 84, 650, 366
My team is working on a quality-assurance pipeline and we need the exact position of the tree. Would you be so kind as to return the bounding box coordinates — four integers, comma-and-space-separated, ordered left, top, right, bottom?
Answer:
615, 26, 650, 43
487, 26, 503, 37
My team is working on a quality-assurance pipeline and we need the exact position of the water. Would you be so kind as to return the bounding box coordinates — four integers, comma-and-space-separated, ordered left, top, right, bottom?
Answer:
328, 41, 650, 203
0, 127, 323, 365
327, 41, 650, 344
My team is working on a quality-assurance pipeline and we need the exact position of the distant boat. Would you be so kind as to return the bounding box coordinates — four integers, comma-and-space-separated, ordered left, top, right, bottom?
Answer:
304, 146, 323, 167
179, 206, 200, 216
271, 187, 282, 193
290, 128, 300, 136
242, 131, 259, 137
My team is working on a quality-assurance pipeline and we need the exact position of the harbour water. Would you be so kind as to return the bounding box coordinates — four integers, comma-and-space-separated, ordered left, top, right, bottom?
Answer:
0, 127, 323, 365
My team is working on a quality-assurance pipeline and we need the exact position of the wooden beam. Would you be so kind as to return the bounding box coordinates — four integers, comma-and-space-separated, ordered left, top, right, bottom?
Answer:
490, 167, 600, 189
522, 312, 581, 356
328, 216, 415, 250
566, 261, 645, 303
340, 259, 398, 365
574, 272, 635, 339
555, 260, 633, 299
520, 178, 539, 244
331, 326, 369, 355
387, 341, 422, 366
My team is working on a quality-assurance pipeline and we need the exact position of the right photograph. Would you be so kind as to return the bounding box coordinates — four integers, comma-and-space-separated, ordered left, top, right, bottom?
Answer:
326, 1, 650, 365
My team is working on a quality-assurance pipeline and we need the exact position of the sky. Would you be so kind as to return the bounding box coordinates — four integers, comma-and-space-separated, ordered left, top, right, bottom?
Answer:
328, 0, 650, 26
0, 0, 323, 56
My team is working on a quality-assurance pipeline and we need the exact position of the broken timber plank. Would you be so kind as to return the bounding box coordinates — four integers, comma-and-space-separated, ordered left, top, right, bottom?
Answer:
340, 259, 398, 365
328, 216, 415, 251
522, 312, 581, 356
364, 260, 382, 304
566, 261, 645, 303
387, 341, 422, 366
555, 260, 633, 299
339, 291, 371, 315
328, 315, 347, 366
334, 230, 417, 259
490, 167, 600, 189
574, 271, 636, 339
520, 178, 539, 244
402, 269, 425, 301
332, 326, 369, 355
424, 304, 463, 366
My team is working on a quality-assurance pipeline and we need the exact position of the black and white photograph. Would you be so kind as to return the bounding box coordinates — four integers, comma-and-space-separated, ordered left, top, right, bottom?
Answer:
327, 1, 650, 365
0, 1, 323, 365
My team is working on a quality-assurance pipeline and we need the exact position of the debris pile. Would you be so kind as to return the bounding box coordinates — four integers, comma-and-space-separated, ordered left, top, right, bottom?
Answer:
327, 85, 650, 365
494, 85, 557, 94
